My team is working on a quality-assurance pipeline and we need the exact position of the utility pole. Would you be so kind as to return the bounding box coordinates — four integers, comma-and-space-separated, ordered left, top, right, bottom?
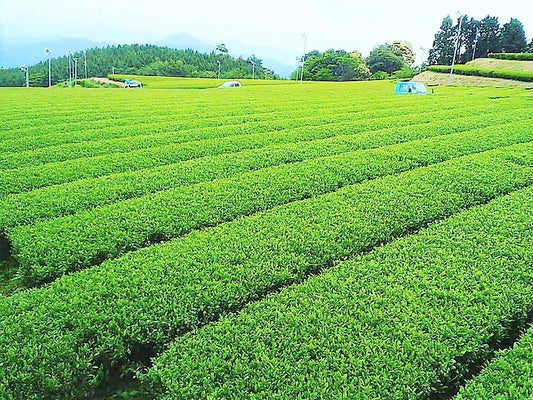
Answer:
68, 51, 72, 87
448, 12, 463, 86
20, 65, 29, 87
419, 47, 425, 66
250, 60, 256, 79
301, 34, 307, 82
84, 50, 88, 79
73, 58, 78, 86
45, 48, 52, 87
472, 25, 480, 60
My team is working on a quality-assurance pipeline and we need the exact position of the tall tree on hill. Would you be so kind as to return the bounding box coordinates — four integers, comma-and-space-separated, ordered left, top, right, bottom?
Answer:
501, 18, 527, 53
428, 16, 455, 65
367, 44, 406, 75
392, 41, 415, 65
475, 16, 502, 58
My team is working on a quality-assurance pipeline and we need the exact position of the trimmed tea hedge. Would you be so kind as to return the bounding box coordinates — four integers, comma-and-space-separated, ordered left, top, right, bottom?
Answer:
0, 147, 531, 399
488, 53, 533, 61
149, 185, 533, 399
7, 126, 532, 285
427, 65, 533, 82
1, 109, 527, 231
456, 325, 533, 399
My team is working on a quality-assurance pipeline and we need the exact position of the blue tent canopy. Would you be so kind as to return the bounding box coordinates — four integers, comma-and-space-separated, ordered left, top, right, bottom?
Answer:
395, 81, 429, 95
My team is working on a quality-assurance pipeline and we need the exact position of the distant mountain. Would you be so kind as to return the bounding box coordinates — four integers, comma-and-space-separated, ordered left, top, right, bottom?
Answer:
262, 58, 296, 78
156, 33, 214, 54
156, 33, 295, 77
0, 37, 113, 68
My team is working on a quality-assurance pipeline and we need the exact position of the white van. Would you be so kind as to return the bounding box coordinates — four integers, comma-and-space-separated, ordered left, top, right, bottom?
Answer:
218, 81, 242, 88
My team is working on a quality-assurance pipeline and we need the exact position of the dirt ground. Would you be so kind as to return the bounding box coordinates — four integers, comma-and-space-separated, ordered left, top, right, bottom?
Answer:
92, 77, 125, 87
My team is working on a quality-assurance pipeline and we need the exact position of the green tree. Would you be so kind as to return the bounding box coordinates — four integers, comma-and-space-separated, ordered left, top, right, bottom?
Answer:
216, 44, 228, 55
476, 16, 502, 58
459, 16, 480, 63
428, 16, 455, 65
367, 44, 406, 75
392, 41, 415, 65
0, 44, 280, 86
501, 18, 527, 53
528, 38, 533, 53
297, 49, 369, 81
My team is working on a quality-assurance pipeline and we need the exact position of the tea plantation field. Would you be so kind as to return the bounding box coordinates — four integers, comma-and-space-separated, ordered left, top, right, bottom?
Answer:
0, 80, 532, 399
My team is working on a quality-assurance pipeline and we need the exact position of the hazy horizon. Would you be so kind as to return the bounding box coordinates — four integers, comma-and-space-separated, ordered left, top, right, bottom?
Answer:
1, 0, 532, 67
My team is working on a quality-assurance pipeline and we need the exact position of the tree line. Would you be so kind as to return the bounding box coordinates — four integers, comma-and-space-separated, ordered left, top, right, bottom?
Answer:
428, 16, 532, 65
0, 44, 275, 87
292, 41, 417, 82
1, 15, 531, 87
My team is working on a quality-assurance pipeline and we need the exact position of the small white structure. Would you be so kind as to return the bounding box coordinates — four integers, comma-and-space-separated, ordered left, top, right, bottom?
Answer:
395, 81, 428, 95
218, 81, 241, 88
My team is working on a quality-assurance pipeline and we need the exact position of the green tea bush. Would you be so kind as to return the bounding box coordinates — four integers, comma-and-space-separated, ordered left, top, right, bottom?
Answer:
0, 147, 531, 399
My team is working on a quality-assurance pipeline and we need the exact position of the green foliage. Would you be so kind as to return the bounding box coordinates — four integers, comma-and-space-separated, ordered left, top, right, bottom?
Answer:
391, 66, 418, 79
476, 16, 503, 58
150, 185, 533, 399
0, 68, 24, 87
0, 98, 522, 233
427, 64, 533, 81
456, 326, 533, 399
367, 44, 406, 74
1, 145, 531, 398
428, 16, 455, 65
392, 41, 415, 65
0, 44, 277, 87
370, 71, 390, 80
7, 118, 531, 285
501, 18, 528, 53
488, 52, 533, 60
297, 49, 370, 81
428, 14, 528, 64
0, 82, 532, 398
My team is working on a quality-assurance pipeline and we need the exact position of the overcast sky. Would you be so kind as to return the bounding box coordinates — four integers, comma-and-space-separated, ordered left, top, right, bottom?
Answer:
1, 0, 532, 65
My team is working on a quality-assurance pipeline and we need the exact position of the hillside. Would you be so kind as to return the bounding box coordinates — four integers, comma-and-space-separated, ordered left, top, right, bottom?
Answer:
414, 57, 533, 87
413, 71, 533, 88
0, 44, 280, 87
466, 57, 533, 72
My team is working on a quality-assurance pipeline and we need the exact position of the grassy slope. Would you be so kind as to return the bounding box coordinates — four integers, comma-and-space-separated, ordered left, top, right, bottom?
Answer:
466, 58, 533, 72
414, 58, 533, 87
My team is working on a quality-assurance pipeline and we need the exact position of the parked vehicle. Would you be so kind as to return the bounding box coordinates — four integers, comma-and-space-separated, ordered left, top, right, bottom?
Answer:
395, 81, 428, 95
218, 81, 241, 88
125, 79, 143, 89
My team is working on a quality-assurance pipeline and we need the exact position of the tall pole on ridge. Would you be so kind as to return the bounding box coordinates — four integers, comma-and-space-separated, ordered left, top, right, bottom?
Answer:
20, 65, 29, 87
448, 12, 463, 86
301, 33, 307, 82
73, 58, 78, 86
68, 51, 72, 87
84, 50, 88, 79
45, 48, 52, 87
472, 25, 480, 60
